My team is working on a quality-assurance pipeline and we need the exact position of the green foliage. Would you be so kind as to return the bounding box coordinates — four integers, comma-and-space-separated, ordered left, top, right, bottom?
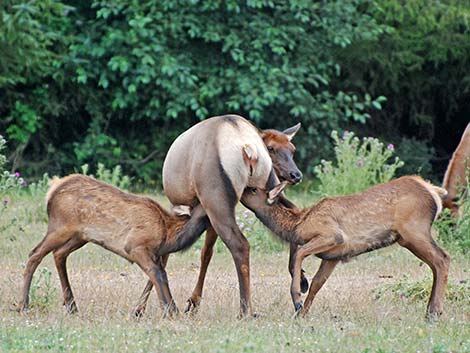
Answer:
0, 135, 28, 192
1, 0, 387, 182
80, 163, 131, 190
0, 0, 71, 87
434, 187, 470, 255
314, 130, 403, 196
28, 267, 57, 312
374, 274, 469, 303
335, 0, 470, 167
394, 137, 435, 179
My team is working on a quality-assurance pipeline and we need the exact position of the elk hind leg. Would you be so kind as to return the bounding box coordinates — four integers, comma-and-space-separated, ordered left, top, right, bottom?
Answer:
398, 229, 450, 319
20, 228, 75, 312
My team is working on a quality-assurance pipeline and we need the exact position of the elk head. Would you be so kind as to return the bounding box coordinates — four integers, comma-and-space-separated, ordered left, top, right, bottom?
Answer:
261, 123, 302, 184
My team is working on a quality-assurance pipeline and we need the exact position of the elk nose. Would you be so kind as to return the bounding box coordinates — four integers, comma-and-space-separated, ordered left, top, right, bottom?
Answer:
290, 171, 302, 184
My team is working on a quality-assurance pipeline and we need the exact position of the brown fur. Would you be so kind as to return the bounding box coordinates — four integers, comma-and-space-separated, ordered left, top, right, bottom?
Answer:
19, 174, 209, 315
442, 123, 470, 216
241, 176, 450, 319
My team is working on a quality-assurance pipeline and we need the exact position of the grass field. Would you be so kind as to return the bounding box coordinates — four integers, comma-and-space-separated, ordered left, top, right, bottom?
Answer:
1, 190, 469, 353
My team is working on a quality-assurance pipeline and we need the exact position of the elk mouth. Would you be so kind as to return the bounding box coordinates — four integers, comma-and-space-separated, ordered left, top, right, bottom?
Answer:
280, 174, 302, 185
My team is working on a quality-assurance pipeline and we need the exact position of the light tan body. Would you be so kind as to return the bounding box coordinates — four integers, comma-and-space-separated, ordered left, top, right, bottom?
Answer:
163, 115, 272, 205
442, 122, 470, 216
19, 174, 208, 314
242, 176, 450, 319
134, 115, 303, 318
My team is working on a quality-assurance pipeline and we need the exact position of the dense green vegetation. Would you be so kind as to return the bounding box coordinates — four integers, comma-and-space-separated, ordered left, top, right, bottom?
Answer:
1, 0, 469, 183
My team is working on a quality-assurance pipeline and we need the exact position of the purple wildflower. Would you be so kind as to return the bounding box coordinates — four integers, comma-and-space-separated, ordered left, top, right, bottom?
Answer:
324, 167, 330, 174
357, 160, 363, 167
14, 172, 20, 178
387, 143, 394, 151
343, 130, 350, 137
2, 198, 8, 205
21, 180, 27, 187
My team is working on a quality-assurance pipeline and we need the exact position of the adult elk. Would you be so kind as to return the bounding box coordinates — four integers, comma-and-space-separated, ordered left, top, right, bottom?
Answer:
133, 115, 302, 318
442, 122, 470, 217
19, 175, 209, 315
241, 176, 450, 319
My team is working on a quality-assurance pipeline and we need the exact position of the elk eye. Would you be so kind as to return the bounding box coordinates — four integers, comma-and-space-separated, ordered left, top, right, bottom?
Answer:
267, 146, 274, 153
249, 188, 257, 194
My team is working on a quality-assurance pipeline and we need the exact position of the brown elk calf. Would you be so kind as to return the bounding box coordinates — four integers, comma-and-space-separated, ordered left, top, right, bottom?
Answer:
19, 174, 209, 315
241, 176, 450, 319
442, 122, 470, 216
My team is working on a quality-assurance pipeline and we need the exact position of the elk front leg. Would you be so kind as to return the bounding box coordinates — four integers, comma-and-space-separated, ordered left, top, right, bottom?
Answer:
299, 259, 338, 317
291, 236, 337, 313
289, 243, 309, 293
185, 226, 218, 313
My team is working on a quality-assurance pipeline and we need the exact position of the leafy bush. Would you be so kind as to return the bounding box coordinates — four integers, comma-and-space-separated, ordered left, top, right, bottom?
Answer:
79, 163, 131, 190
434, 177, 470, 254
314, 130, 404, 196
0, 135, 28, 192
1, 0, 388, 182
394, 137, 435, 180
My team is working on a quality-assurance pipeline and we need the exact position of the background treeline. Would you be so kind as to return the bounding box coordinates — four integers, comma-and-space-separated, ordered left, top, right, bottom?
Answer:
1, 0, 469, 184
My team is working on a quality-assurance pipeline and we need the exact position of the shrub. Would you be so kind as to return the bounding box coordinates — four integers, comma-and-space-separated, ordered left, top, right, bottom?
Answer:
0, 135, 28, 193
313, 130, 404, 196
79, 163, 131, 190
434, 175, 470, 254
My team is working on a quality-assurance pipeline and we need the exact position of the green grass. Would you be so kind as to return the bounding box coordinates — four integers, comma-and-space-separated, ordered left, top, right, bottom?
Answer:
1, 189, 469, 353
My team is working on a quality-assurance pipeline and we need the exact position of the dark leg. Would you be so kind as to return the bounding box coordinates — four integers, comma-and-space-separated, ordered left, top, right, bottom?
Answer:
185, 226, 218, 313
133, 251, 178, 317
289, 243, 309, 293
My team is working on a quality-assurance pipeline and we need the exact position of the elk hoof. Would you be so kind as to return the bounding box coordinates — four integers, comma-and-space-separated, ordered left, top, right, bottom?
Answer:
425, 310, 442, 323
132, 306, 146, 319
294, 301, 303, 312
184, 297, 201, 314
163, 302, 179, 319
64, 301, 78, 314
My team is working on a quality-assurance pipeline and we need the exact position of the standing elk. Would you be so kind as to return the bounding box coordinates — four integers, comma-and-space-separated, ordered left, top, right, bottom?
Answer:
133, 114, 303, 318
19, 174, 209, 315
241, 176, 450, 319
442, 122, 470, 217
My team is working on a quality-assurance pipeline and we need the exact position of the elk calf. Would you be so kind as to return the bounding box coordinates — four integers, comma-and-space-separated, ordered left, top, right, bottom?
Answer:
241, 176, 450, 319
19, 174, 209, 315
442, 122, 470, 216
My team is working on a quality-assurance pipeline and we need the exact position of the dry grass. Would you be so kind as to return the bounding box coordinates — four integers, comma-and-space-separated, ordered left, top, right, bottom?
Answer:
0, 191, 469, 352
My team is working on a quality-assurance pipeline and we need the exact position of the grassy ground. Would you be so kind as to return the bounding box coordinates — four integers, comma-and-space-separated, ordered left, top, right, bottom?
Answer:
0, 190, 469, 353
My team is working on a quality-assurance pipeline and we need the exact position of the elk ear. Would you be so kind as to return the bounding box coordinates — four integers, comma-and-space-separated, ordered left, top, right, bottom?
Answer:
267, 182, 288, 205
172, 205, 191, 216
283, 123, 301, 141
242, 144, 258, 173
